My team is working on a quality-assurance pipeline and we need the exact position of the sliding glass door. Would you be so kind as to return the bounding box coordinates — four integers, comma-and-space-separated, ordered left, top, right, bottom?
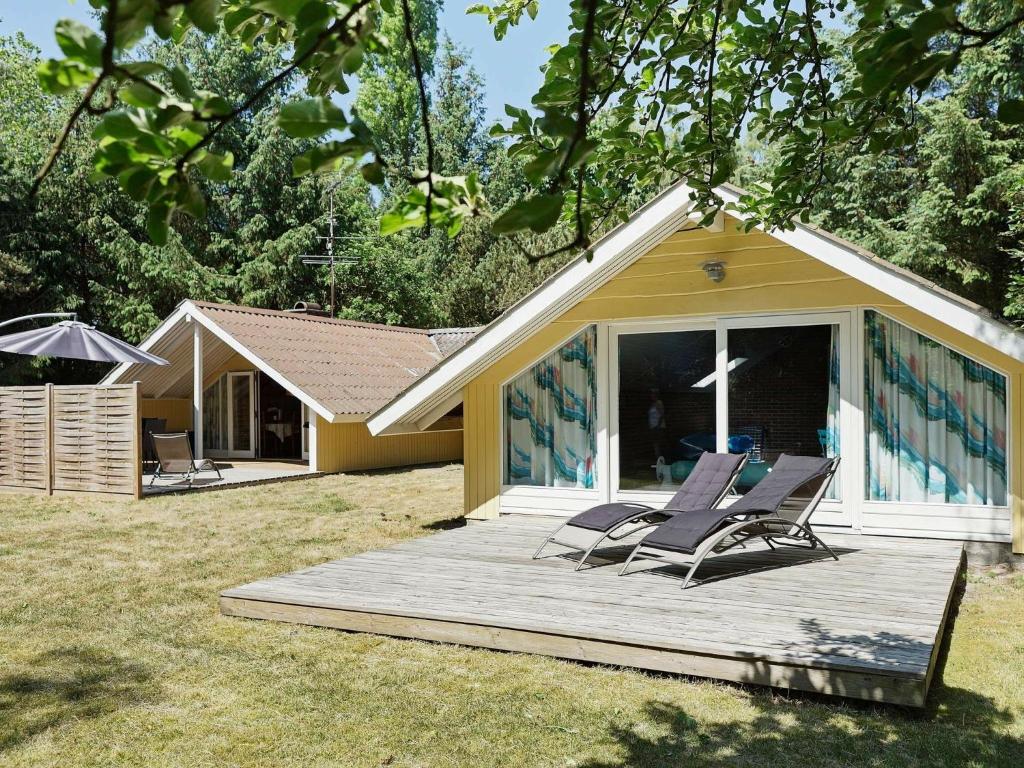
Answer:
611, 313, 853, 525
203, 371, 256, 459
726, 323, 841, 498
614, 326, 716, 491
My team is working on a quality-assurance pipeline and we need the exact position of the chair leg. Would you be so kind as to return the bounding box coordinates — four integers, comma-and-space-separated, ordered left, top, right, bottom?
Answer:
574, 535, 610, 571
533, 520, 571, 560
532, 537, 553, 560
805, 527, 839, 561
619, 544, 643, 576
680, 562, 701, 590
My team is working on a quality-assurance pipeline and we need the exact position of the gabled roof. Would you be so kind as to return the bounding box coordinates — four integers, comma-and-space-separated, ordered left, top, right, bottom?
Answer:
367, 180, 1024, 436
101, 300, 478, 422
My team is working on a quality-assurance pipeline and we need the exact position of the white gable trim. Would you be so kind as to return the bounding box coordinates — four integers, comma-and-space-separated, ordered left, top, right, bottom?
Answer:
369, 180, 1024, 436
714, 186, 1024, 361
368, 184, 700, 435
101, 301, 337, 423
100, 302, 191, 386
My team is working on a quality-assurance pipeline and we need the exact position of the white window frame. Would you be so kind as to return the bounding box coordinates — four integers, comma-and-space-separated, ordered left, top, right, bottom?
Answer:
716, 311, 857, 528
494, 307, 1013, 541
858, 307, 1012, 539
206, 371, 256, 459
608, 317, 718, 507
608, 311, 856, 528
498, 324, 603, 509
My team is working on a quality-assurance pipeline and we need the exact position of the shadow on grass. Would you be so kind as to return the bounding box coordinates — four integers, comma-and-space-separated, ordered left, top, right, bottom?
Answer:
422, 516, 467, 531
579, 685, 1023, 768
582, 561, 1024, 766
0, 647, 156, 753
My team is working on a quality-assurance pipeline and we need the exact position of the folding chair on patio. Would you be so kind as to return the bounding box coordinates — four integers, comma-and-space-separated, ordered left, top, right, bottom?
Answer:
533, 451, 747, 570
619, 454, 841, 588
149, 432, 222, 488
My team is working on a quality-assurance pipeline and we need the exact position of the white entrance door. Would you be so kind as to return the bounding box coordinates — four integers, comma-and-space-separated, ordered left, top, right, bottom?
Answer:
206, 372, 256, 459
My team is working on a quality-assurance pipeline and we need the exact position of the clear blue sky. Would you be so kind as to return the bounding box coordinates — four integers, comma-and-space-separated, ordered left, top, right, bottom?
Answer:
0, 0, 568, 120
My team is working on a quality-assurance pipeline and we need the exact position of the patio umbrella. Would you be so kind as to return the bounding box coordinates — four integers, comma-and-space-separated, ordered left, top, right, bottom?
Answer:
0, 314, 168, 365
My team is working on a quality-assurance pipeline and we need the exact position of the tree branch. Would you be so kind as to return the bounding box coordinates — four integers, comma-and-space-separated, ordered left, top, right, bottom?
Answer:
177, 1, 373, 172
400, 0, 436, 234
30, 0, 120, 197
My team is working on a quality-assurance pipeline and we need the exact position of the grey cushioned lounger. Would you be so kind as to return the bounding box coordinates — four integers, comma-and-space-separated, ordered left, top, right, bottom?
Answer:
532, 451, 747, 570
619, 453, 841, 588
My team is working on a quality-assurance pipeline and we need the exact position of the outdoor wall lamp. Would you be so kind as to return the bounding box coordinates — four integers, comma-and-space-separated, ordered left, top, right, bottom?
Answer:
700, 260, 727, 283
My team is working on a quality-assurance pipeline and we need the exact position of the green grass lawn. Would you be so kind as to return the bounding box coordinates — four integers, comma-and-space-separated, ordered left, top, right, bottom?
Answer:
1, 464, 1022, 767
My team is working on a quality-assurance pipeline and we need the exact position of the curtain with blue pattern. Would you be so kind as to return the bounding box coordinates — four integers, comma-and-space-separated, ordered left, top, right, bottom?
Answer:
505, 326, 597, 488
864, 311, 1007, 505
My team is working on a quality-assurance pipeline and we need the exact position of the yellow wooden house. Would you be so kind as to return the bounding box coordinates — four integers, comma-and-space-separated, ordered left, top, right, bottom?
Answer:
369, 182, 1024, 555
102, 301, 471, 474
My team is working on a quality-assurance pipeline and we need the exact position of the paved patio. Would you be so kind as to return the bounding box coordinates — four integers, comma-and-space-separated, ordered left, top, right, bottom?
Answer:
143, 459, 315, 495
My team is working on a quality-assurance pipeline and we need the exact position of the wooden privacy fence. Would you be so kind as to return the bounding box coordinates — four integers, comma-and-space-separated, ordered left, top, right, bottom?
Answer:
0, 382, 141, 499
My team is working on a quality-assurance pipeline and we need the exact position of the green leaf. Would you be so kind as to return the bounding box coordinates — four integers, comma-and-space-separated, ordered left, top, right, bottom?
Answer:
909, 8, 955, 46
379, 209, 425, 236
119, 81, 164, 108
997, 99, 1024, 124
292, 141, 363, 176
170, 66, 195, 98
360, 161, 385, 185
147, 203, 172, 245
186, 0, 222, 33
118, 167, 157, 201
278, 97, 347, 138
196, 151, 235, 182
54, 19, 104, 67
177, 182, 207, 219
37, 58, 94, 94
492, 193, 564, 234
251, 0, 312, 18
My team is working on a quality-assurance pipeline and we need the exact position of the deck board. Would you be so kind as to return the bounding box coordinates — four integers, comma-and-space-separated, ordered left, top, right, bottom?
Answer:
220, 516, 964, 706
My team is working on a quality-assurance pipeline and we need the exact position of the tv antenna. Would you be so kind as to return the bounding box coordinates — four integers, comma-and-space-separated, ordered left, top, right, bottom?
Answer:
297, 178, 358, 317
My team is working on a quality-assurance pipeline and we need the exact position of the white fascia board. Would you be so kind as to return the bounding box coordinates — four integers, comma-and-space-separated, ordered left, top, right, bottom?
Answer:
716, 186, 1024, 362
99, 302, 192, 385
413, 391, 464, 432
328, 412, 368, 424
184, 303, 337, 423
367, 184, 699, 435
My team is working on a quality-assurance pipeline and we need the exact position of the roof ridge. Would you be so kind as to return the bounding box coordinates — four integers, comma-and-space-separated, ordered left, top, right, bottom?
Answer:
190, 301, 431, 334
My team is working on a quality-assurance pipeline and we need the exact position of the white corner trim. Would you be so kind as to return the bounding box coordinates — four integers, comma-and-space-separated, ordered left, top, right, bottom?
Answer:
367, 185, 700, 435
716, 187, 1024, 362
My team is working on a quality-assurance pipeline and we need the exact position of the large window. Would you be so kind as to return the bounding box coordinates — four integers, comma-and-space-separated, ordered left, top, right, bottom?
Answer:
504, 326, 597, 488
202, 376, 228, 452
864, 311, 1007, 505
617, 329, 716, 491
615, 320, 842, 497
728, 324, 840, 496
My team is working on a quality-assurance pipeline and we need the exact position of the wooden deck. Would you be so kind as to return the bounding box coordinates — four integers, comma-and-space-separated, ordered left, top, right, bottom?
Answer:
220, 516, 964, 706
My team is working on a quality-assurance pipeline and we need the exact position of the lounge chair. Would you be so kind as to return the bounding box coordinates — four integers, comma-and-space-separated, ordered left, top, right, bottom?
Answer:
619, 454, 841, 588
149, 432, 223, 488
532, 451, 747, 570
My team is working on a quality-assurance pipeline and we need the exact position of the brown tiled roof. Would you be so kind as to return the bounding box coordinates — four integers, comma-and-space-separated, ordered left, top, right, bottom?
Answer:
428, 327, 480, 356
192, 302, 471, 416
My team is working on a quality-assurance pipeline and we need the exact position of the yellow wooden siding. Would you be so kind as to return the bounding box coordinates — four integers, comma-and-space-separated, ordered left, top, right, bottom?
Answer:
140, 398, 192, 431
461, 217, 1024, 550
316, 417, 463, 473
